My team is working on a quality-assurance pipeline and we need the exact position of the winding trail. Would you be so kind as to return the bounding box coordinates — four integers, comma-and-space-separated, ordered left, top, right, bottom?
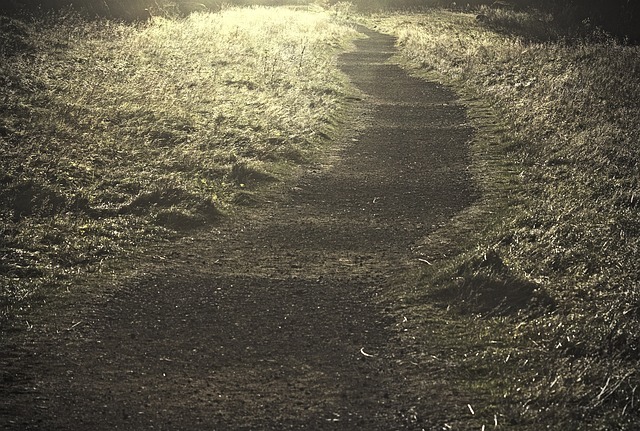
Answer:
2, 28, 477, 429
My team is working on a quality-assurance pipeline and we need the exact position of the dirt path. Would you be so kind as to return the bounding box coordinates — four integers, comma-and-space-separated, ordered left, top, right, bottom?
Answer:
1, 27, 477, 430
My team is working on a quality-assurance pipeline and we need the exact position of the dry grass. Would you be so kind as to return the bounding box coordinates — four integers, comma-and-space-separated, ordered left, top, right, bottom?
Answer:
0, 6, 357, 319
369, 8, 640, 429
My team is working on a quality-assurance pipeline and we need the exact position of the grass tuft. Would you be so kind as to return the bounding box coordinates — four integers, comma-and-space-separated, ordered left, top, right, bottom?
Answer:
428, 247, 555, 316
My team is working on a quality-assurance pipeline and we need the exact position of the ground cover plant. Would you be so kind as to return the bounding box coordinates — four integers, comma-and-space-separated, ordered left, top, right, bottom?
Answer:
369, 7, 640, 429
0, 5, 357, 322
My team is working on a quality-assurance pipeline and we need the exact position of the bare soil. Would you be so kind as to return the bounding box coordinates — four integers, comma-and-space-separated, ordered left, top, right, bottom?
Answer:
1, 27, 480, 430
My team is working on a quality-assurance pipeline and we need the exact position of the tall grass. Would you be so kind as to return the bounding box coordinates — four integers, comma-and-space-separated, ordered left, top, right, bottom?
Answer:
0, 6, 357, 319
371, 9, 640, 429
0, 0, 316, 20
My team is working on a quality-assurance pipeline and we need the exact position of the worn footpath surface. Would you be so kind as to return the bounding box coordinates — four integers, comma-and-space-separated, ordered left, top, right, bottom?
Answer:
1, 27, 478, 429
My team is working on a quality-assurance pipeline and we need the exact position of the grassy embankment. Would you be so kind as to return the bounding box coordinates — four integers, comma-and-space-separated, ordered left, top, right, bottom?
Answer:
370, 7, 640, 429
0, 5, 357, 322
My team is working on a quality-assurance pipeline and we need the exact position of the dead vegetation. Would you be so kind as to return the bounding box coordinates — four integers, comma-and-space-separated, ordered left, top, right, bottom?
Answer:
369, 6, 640, 429
0, 6, 357, 322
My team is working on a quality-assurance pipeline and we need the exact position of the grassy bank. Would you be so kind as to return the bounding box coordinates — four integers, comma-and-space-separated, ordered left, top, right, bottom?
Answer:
0, 6, 357, 321
370, 8, 640, 429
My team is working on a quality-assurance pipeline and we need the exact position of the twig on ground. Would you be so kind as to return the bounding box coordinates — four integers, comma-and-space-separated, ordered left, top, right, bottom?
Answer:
65, 321, 83, 331
360, 347, 375, 357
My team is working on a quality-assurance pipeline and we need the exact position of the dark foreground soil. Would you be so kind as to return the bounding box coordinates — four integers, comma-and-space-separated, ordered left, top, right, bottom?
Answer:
1, 27, 478, 430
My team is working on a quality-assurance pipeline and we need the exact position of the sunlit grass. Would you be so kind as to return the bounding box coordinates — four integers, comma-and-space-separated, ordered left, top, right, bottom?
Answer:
370, 8, 640, 429
0, 6, 357, 317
